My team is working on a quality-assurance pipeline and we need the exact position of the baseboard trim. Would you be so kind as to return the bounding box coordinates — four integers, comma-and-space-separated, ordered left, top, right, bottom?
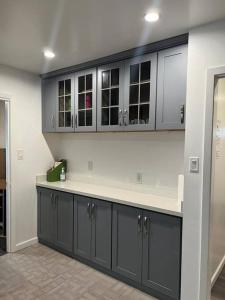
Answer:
15, 237, 38, 252
211, 254, 225, 287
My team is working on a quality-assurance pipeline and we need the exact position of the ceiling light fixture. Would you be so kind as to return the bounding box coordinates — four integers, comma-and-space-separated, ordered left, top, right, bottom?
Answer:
43, 49, 55, 59
144, 12, 159, 23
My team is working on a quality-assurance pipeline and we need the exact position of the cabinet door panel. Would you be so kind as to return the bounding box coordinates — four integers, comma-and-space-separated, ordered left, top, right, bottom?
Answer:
37, 188, 56, 243
124, 53, 157, 131
91, 199, 112, 269
142, 211, 182, 300
112, 204, 142, 282
97, 62, 125, 131
42, 78, 57, 132
55, 191, 74, 253
156, 45, 187, 130
74, 195, 92, 259
75, 68, 97, 132
56, 74, 75, 132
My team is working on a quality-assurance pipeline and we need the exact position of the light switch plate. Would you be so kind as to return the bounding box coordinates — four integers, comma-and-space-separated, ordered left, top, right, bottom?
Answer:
189, 157, 199, 173
17, 149, 24, 160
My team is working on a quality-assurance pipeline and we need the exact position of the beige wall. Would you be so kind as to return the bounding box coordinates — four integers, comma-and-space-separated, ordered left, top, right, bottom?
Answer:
0, 64, 54, 252
0, 101, 5, 148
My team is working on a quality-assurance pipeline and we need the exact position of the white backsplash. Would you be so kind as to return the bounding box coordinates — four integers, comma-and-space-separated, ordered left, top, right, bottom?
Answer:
44, 131, 184, 196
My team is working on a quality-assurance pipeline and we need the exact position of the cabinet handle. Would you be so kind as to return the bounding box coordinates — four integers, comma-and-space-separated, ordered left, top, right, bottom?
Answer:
91, 203, 95, 218
138, 214, 142, 233
180, 105, 185, 124
87, 202, 91, 218
54, 195, 58, 209
143, 216, 149, 236
50, 193, 54, 206
51, 115, 55, 129
119, 109, 123, 126
75, 114, 78, 128
71, 114, 74, 128
123, 110, 128, 126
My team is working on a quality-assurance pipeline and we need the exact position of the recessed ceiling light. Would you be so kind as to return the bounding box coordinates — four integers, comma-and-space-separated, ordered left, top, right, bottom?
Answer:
43, 49, 55, 59
144, 12, 159, 23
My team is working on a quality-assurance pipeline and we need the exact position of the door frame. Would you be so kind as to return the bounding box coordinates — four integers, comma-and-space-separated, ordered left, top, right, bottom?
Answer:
200, 66, 225, 300
0, 95, 11, 253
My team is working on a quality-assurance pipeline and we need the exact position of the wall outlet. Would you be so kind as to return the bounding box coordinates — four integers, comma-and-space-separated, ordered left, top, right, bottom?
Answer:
136, 172, 143, 184
88, 160, 93, 171
17, 149, 24, 160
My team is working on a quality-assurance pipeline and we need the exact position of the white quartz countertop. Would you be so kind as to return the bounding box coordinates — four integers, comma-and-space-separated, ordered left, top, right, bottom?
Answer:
36, 179, 182, 217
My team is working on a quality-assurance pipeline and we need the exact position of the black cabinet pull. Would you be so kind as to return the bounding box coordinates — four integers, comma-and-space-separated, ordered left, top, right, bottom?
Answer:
91, 203, 95, 218
87, 202, 91, 218
138, 214, 142, 233
180, 104, 185, 124
143, 216, 149, 236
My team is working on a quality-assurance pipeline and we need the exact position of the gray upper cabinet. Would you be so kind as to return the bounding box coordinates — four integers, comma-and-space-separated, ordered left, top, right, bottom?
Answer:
42, 78, 57, 133
56, 74, 75, 132
75, 68, 97, 132
112, 204, 142, 282
97, 62, 125, 131
142, 211, 181, 300
156, 45, 187, 130
124, 53, 157, 131
91, 199, 112, 269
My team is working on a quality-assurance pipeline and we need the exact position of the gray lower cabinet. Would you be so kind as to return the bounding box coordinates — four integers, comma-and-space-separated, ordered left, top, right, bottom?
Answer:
112, 204, 142, 282
142, 211, 181, 300
156, 45, 187, 130
74, 195, 112, 269
37, 187, 74, 254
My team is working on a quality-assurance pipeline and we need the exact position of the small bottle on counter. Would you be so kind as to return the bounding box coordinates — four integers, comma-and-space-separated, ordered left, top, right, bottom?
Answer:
60, 167, 66, 182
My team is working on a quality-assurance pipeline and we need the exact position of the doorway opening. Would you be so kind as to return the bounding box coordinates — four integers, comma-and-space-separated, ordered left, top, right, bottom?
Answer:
0, 99, 10, 255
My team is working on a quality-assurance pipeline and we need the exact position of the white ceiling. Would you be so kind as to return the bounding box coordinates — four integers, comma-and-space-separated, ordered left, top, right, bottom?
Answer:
0, 0, 225, 74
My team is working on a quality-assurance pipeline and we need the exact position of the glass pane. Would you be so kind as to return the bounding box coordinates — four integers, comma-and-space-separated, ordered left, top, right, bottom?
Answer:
129, 105, 138, 125
79, 110, 85, 126
129, 85, 139, 104
140, 83, 150, 103
86, 109, 92, 126
65, 112, 71, 127
65, 96, 71, 111
139, 104, 149, 124
141, 61, 151, 82
102, 90, 109, 107
110, 107, 119, 125
65, 79, 71, 94
102, 70, 110, 89
111, 88, 119, 106
78, 76, 85, 93
59, 96, 64, 111
86, 93, 92, 109
102, 108, 109, 125
86, 74, 92, 90
59, 112, 64, 127
111, 68, 119, 86
58, 81, 64, 96
130, 64, 139, 84
78, 94, 85, 109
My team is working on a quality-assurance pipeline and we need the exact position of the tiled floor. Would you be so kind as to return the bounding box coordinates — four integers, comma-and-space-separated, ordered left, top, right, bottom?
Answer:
0, 243, 157, 300
211, 266, 225, 300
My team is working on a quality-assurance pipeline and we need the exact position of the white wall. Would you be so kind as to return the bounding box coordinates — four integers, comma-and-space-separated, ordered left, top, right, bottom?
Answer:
210, 77, 225, 281
0, 101, 5, 148
181, 19, 225, 300
45, 131, 185, 194
0, 65, 54, 252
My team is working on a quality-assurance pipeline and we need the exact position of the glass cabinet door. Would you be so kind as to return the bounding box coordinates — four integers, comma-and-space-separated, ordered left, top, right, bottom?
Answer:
97, 62, 125, 131
56, 75, 75, 132
124, 53, 157, 131
75, 69, 96, 132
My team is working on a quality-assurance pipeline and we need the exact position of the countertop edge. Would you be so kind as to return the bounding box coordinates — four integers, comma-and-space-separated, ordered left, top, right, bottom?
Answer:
36, 182, 183, 218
